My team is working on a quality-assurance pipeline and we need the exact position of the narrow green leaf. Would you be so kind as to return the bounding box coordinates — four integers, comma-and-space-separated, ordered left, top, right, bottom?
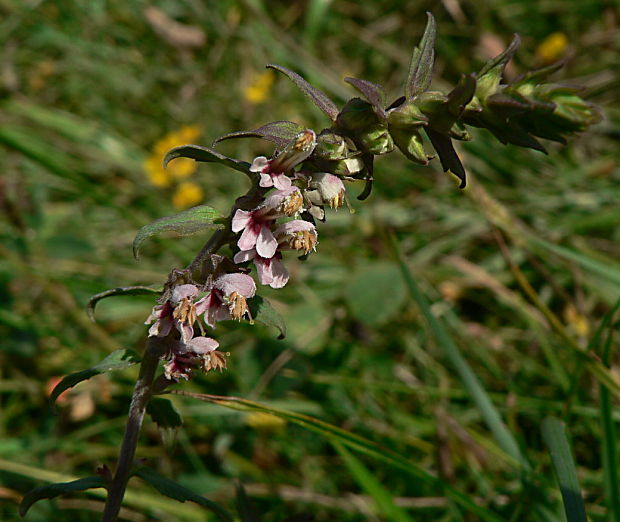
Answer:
541, 417, 587, 522
50, 349, 141, 405
163, 144, 252, 176
133, 205, 224, 260
19, 476, 107, 516
134, 467, 233, 522
214, 121, 304, 150
267, 64, 339, 121
598, 302, 620, 522
406, 12, 436, 99
87, 285, 162, 321
390, 233, 529, 469
333, 442, 415, 522
172, 391, 504, 522
248, 295, 286, 339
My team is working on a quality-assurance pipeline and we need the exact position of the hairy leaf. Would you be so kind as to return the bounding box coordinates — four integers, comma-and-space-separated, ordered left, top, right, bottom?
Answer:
87, 285, 162, 321
406, 12, 436, 99
20, 476, 107, 516
50, 349, 141, 405
267, 64, 339, 121
214, 121, 304, 150
133, 205, 223, 259
248, 295, 286, 339
163, 144, 252, 175
134, 467, 233, 522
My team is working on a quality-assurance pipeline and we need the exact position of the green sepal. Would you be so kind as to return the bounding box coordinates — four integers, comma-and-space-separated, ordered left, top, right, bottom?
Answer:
358, 124, 394, 155
476, 34, 521, 100
386, 101, 428, 131
336, 98, 380, 133
390, 127, 430, 165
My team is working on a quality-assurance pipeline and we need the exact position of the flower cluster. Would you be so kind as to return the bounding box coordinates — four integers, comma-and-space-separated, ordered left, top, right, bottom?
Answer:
145, 275, 255, 381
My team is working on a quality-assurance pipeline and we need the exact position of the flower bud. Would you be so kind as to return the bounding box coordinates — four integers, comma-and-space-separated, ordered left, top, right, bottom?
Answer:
336, 98, 380, 133
387, 101, 428, 131
307, 172, 346, 209
269, 129, 316, 172
358, 124, 394, 155
390, 127, 430, 165
314, 130, 349, 160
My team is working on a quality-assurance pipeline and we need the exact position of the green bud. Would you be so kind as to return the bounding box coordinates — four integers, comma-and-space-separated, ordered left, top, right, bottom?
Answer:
336, 98, 380, 133
390, 127, 430, 165
311, 156, 365, 177
386, 101, 428, 131
358, 124, 394, 155
314, 130, 349, 160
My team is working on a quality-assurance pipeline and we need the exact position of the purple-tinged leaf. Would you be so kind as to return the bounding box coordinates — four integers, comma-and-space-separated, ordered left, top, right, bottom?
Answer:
425, 128, 466, 188
133, 205, 223, 260
164, 144, 252, 176
20, 476, 107, 516
344, 77, 387, 120
134, 467, 233, 522
267, 64, 339, 121
88, 285, 162, 321
50, 349, 141, 405
214, 121, 304, 150
406, 12, 436, 99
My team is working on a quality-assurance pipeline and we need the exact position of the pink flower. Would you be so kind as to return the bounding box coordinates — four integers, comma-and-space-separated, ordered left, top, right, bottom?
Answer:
231, 187, 303, 257
145, 284, 201, 343
197, 273, 256, 327
275, 220, 318, 254
305, 172, 346, 209
234, 248, 289, 289
251, 156, 293, 190
163, 336, 223, 381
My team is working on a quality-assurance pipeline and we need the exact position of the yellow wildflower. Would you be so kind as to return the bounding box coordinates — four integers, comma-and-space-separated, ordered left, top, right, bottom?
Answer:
172, 181, 204, 209
246, 412, 286, 430
536, 33, 568, 64
243, 70, 275, 104
144, 125, 202, 187
564, 304, 589, 338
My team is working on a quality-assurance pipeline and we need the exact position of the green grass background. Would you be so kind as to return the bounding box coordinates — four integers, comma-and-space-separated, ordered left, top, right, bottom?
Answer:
1, 0, 619, 520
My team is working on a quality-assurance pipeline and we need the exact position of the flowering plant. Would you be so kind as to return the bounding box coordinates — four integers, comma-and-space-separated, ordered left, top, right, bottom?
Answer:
21, 13, 600, 521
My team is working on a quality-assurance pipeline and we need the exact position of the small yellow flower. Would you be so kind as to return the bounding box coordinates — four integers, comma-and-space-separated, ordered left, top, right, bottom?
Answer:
536, 32, 568, 63
172, 181, 204, 209
246, 412, 286, 430
564, 304, 589, 338
243, 70, 275, 104
144, 126, 202, 187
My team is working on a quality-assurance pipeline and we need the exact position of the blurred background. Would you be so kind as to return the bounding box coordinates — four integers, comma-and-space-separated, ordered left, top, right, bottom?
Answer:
1, 0, 619, 520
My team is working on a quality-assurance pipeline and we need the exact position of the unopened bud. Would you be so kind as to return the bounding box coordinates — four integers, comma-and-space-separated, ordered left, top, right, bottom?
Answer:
390, 127, 430, 165
269, 129, 316, 172
336, 98, 380, 133
358, 124, 394, 155
314, 130, 349, 160
307, 172, 346, 208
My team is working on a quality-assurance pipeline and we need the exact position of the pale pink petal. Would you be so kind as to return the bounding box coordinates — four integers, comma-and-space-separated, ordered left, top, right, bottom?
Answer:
187, 336, 219, 354
273, 173, 292, 190
178, 323, 194, 343
231, 209, 253, 233
238, 223, 260, 251
234, 248, 256, 264
254, 257, 274, 286
171, 284, 199, 303
255, 224, 278, 258
259, 172, 274, 188
215, 273, 256, 298
194, 294, 213, 316
269, 257, 289, 289
275, 219, 315, 237
250, 156, 269, 173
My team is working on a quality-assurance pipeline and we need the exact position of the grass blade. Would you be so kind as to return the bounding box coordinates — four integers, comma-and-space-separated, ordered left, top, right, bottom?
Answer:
541, 417, 587, 522
332, 441, 415, 522
390, 233, 528, 469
